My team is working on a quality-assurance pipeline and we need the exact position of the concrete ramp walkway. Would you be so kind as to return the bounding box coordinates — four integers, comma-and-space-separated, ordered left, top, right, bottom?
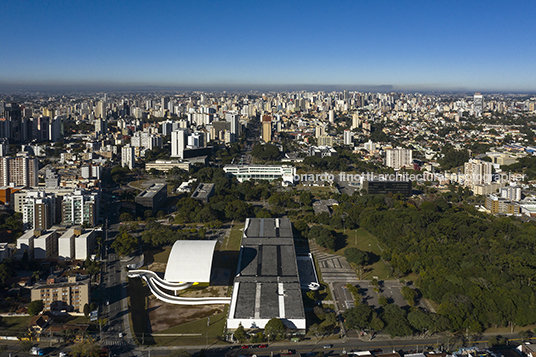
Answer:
128, 269, 231, 305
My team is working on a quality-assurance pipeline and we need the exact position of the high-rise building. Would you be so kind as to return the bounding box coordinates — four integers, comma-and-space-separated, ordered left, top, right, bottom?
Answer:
33, 230, 59, 260
94, 118, 107, 136
473, 92, 483, 117
385, 148, 413, 170
0, 138, 8, 156
49, 116, 62, 142
500, 186, 522, 201
364, 140, 376, 152
171, 129, 187, 158
95, 100, 107, 119
318, 135, 334, 147
262, 115, 272, 143
344, 130, 353, 146
0, 154, 39, 187
329, 110, 335, 123
4, 103, 23, 143
226, 112, 241, 135
22, 191, 58, 231
464, 159, 493, 187
315, 126, 325, 138
351, 113, 361, 129
121, 145, 135, 170
61, 189, 99, 227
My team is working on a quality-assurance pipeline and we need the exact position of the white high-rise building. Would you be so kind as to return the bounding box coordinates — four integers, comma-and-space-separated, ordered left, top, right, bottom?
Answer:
329, 110, 335, 123
473, 92, 483, 117
171, 129, 187, 158
58, 228, 76, 260
364, 140, 376, 152
75, 229, 96, 260
344, 130, 353, 146
22, 191, 57, 231
121, 145, 135, 170
385, 148, 413, 170
33, 230, 59, 260
351, 113, 361, 129
61, 189, 99, 227
464, 159, 493, 187
501, 186, 522, 201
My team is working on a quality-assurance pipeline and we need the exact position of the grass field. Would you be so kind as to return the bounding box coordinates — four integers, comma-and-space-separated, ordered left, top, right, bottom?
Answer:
127, 277, 153, 345
332, 227, 392, 280
152, 312, 228, 346
223, 223, 244, 251
0, 316, 31, 336
128, 180, 146, 190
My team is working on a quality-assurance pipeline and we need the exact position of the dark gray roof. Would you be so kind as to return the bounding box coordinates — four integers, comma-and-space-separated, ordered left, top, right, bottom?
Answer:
231, 218, 305, 322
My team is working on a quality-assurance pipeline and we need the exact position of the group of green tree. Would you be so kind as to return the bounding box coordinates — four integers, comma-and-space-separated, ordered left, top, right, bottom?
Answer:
0, 211, 24, 240
502, 155, 536, 181
438, 144, 470, 170
251, 143, 280, 161
333, 192, 536, 333
173, 167, 281, 224
233, 318, 287, 343
300, 148, 382, 173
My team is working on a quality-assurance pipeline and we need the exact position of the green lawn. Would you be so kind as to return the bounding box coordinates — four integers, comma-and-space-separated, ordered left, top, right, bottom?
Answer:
152, 248, 172, 264
0, 316, 31, 335
223, 223, 244, 251
333, 228, 392, 280
152, 312, 228, 346
142, 247, 171, 270
129, 180, 146, 190
127, 277, 153, 345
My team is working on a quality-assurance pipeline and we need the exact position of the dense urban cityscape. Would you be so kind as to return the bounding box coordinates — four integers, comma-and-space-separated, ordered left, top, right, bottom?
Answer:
2, 0, 536, 356
1, 89, 536, 357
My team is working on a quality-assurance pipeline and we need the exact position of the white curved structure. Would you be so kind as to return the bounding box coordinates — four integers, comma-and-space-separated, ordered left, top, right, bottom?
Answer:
129, 269, 231, 305
127, 240, 231, 305
128, 269, 193, 293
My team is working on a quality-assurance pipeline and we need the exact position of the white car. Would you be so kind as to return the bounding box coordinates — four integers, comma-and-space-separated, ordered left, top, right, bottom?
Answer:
118, 332, 124, 338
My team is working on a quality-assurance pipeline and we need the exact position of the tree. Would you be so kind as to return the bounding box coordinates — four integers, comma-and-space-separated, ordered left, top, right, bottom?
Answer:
343, 304, 373, 331
28, 300, 44, 316
265, 318, 286, 341
308, 323, 326, 343
382, 304, 413, 337
369, 312, 385, 333
344, 248, 370, 266
309, 226, 335, 250
299, 191, 313, 206
401, 286, 417, 306
110, 231, 138, 257
519, 329, 534, 341
251, 332, 264, 343
234, 324, 247, 342
378, 295, 388, 306
0, 261, 15, 285
119, 212, 134, 222
251, 144, 280, 161
70, 341, 100, 357
83, 303, 90, 317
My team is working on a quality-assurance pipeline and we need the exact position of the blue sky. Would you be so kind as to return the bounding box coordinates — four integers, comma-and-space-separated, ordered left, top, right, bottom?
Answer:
1, 0, 535, 91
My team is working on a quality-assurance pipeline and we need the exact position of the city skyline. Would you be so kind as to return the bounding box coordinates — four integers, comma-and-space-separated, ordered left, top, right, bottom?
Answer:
1, 0, 536, 92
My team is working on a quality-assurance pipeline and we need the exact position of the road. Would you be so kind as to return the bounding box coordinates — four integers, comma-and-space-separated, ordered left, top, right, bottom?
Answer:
101, 224, 138, 357
124, 333, 532, 357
